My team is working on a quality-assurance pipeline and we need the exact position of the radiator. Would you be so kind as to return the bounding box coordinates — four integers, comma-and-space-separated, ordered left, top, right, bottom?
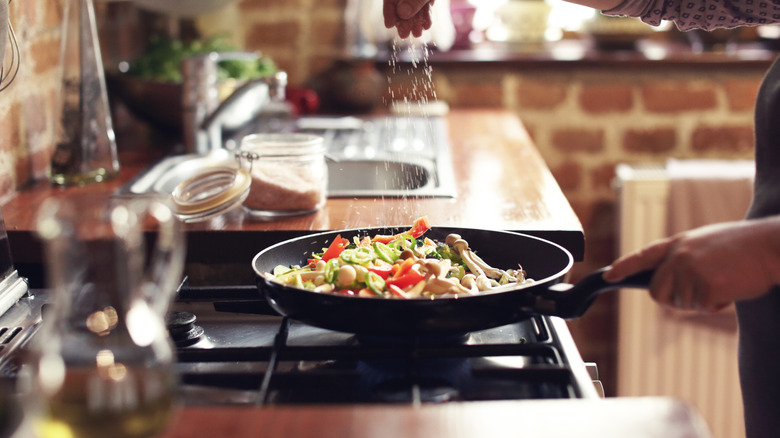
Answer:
615, 163, 745, 438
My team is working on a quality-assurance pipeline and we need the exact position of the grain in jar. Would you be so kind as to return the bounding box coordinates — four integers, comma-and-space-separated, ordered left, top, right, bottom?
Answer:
239, 133, 327, 218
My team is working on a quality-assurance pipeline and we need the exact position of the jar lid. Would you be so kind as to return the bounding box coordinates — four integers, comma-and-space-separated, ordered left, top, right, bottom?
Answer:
170, 166, 251, 222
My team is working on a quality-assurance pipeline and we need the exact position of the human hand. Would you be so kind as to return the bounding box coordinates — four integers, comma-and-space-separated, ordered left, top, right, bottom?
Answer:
383, 0, 435, 38
602, 217, 780, 312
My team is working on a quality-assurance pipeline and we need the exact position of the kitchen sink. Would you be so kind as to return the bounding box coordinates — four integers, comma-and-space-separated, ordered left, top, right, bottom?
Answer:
119, 115, 456, 198
328, 158, 434, 196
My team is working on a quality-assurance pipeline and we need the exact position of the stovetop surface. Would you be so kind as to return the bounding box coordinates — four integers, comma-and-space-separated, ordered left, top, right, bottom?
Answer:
0, 283, 597, 406
171, 283, 594, 406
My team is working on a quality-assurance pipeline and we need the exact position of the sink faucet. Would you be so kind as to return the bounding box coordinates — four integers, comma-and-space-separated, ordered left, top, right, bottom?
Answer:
181, 52, 288, 155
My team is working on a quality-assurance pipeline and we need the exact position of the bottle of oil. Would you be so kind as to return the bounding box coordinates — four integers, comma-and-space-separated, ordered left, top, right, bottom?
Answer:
50, 0, 120, 186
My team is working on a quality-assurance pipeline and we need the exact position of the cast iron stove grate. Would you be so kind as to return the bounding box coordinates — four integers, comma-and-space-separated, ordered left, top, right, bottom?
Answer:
172, 280, 594, 405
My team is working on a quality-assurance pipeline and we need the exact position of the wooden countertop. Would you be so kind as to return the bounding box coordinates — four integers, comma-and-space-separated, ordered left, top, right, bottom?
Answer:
2, 109, 583, 284
156, 397, 713, 438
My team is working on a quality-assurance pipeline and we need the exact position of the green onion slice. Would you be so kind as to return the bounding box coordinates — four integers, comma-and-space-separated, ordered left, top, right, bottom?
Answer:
365, 271, 385, 295
373, 241, 398, 263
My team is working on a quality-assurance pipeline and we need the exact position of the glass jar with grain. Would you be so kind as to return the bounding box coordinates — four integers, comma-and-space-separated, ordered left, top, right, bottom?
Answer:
238, 133, 327, 218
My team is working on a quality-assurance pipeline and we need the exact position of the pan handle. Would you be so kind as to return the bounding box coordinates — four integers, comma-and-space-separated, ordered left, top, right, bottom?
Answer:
534, 267, 653, 319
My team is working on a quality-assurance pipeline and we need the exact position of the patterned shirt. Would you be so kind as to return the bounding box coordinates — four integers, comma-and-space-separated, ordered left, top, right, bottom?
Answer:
604, 0, 780, 31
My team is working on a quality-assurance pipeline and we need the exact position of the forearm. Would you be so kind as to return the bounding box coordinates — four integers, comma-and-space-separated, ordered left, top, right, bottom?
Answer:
749, 216, 780, 287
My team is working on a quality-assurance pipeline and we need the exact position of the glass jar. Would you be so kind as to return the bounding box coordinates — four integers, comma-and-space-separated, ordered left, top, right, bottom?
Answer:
238, 133, 327, 218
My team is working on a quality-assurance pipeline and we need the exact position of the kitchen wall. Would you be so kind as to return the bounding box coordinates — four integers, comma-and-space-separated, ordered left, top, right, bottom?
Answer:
0, 0, 61, 201
0, 0, 766, 396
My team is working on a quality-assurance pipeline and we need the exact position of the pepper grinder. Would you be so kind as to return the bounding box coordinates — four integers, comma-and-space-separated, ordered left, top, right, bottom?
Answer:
50, 0, 119, 186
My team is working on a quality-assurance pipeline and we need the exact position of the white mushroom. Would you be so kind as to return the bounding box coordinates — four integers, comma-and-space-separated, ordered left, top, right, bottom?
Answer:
475, 274, 494, 291
446, 233, 516, 282
337, 265, 357, 287
460, 274, 479, 294
420, 259, 474, 295
314, 283, 334, 293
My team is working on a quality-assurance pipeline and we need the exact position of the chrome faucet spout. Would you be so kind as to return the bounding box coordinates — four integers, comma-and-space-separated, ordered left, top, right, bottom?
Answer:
181, 53, 289, 155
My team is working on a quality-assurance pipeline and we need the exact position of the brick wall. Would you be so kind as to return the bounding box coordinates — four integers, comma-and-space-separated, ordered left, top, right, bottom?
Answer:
0, 0, 61, 201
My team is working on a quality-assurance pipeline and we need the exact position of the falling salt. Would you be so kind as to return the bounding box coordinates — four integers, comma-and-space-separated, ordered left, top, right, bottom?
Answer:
374, 36, 442, 228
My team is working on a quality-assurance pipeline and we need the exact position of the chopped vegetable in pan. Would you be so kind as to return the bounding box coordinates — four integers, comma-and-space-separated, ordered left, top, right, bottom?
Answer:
266, 217, 534, 299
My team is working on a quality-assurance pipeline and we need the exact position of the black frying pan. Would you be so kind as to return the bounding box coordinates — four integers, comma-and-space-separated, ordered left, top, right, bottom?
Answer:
252, 226, 651, 337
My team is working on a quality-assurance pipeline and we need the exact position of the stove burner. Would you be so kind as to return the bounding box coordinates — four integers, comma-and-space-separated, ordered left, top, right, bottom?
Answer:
357, 357, 468, 403
166, 311, 205, 347
355, 332, 471, 347
372, 378, 460, 403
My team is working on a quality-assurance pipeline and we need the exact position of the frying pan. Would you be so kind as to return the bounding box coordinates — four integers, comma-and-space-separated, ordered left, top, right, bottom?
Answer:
252, 226, 651, 337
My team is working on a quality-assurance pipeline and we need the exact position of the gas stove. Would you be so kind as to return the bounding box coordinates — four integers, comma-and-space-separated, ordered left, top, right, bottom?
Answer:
0, 277, 601, 406
169, 279, 601, 405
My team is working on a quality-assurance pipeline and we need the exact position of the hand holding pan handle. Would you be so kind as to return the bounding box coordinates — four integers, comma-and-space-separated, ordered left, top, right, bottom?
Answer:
533, 268, 654, 319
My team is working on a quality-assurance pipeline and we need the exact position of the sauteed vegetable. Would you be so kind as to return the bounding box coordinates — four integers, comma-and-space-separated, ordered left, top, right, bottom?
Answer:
266, 217, 534, 299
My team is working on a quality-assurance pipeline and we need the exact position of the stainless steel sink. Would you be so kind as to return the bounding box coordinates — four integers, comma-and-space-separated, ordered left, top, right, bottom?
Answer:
328, 158, 436, 197
118, 115, 456, 198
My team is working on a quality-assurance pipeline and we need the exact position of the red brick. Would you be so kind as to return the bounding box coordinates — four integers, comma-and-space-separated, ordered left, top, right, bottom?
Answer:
239, 0, 301, 9
22, 95, 47, 143
623, 127, 676, 153
42, 0, 63, 28
13, 148, 51, 187
725, 78, 761, 111
450, 80, 502, 107
591, 162, 618, 191
552, 128, 605, 153
691, 125, 754, 152
550, 160, 583, 191
310, 0, 347, 7
266, 52, 302, 85
517, 80, 567, 110
29, 37, 61, 75
579, 83, 633, 114
245, 21, 302, 49
311, 17, 345, 49
0, 104, 20, 153
383, 71, 438, 104
641, 80, 717, 113
0, 172, 12, 200
8, 0, 32, 28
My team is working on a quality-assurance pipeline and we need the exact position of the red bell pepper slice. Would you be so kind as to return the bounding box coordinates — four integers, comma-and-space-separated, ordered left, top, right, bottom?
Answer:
407, 216, 432, 238
388, 284, 409, 299
371, 216, 432, 243
386, 264, 425, 289
395, 258, 416, 277
320, 234, 349, 262
367, 259, 393, 279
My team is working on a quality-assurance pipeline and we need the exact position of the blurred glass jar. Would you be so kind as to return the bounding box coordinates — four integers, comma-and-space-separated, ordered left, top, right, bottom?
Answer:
238, 133, 327, 218
21, 193, 185, 438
